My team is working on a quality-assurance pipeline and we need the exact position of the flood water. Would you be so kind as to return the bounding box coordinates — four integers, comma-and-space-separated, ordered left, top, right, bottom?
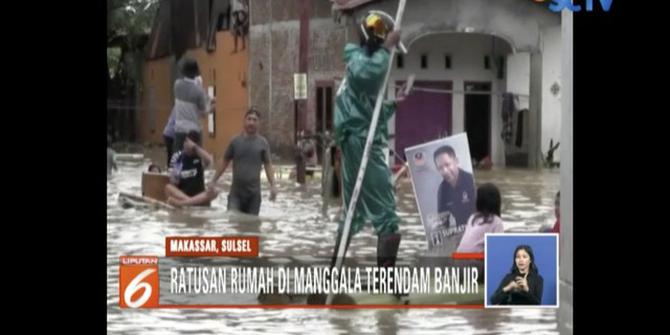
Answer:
107, 152, 560, 334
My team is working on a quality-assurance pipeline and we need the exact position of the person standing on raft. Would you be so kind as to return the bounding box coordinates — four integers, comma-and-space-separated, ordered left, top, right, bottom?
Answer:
332, 11, 408, 283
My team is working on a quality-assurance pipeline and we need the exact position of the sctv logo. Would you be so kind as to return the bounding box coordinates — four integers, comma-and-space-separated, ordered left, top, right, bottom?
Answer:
537, 0, 613, 12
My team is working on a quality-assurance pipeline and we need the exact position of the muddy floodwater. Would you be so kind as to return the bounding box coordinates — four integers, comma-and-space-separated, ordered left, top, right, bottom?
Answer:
108, 153, 560, 334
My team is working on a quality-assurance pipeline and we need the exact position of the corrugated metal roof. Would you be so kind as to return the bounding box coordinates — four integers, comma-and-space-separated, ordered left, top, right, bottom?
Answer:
146, 0, 236, 60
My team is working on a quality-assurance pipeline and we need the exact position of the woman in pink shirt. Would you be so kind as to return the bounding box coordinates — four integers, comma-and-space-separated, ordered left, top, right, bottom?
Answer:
457, 183, 505, 253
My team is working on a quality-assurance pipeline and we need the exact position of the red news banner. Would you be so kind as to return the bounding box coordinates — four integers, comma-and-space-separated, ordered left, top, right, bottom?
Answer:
120, 237, 486, 309
165, 236, 259, 257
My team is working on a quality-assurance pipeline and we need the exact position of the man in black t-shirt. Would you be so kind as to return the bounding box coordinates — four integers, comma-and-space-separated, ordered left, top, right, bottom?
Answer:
165, 131, 218, 207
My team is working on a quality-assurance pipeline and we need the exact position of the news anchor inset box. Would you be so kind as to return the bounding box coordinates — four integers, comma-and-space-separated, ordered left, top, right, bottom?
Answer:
484, 234, 559, 308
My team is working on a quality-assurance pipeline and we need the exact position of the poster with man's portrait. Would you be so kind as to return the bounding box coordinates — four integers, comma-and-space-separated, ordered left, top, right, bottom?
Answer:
404, 133, 476, 255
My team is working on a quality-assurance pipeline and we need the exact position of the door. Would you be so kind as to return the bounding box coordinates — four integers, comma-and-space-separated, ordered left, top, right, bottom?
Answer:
395, 81, 452, 164
315, 82, 334, 164
464, 82, 491, 162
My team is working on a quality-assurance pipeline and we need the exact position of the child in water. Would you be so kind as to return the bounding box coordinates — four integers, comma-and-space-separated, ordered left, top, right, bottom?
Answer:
456, 183, 505, 253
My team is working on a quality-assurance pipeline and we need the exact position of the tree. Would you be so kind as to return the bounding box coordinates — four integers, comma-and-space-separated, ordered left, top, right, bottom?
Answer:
107, 0, 159, 142
107, 0, 158, 80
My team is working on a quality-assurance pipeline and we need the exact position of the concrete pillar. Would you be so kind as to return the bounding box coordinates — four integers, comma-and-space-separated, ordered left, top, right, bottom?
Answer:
559, 10, 573, 335
452, 79, 464, 134
529, 51, 543, 169
491, 79, 503, 167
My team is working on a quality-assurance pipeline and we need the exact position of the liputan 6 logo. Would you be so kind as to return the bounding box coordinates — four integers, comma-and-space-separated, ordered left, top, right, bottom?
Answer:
119, 256, 159, 308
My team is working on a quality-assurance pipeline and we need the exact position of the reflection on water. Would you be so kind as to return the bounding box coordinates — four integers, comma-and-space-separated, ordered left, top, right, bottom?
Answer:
108, 157, 560, 334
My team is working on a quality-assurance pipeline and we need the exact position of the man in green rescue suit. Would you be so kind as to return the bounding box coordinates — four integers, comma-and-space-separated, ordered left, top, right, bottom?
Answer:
332, 11, 407, 284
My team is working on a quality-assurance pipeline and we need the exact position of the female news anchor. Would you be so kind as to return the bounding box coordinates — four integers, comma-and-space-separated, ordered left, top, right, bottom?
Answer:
490, 245, 543, 305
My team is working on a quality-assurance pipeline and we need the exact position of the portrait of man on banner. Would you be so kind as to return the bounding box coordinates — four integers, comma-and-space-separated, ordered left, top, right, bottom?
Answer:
405, 133, 476, 254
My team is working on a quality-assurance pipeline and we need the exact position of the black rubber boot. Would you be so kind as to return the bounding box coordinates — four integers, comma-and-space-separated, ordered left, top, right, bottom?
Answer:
376, 233, 408, 301
377, 233, 401, 268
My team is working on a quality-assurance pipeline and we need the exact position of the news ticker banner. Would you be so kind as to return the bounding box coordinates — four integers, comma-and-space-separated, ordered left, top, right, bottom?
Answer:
120, 236, 485, 308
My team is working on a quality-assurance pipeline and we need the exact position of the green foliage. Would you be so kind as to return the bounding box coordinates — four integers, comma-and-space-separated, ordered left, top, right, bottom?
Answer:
108, 0, 159, 42
107, 47, 122, 78
107, 0, 159, 82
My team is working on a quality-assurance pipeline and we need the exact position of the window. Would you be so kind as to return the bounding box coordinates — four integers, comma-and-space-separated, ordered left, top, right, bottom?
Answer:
444, 55, 451, 69
216, 6, 231, 31
421, 54, 428, 69
484, 56, 490, 69
497, 56, 505, 79
396, 54, 404, 69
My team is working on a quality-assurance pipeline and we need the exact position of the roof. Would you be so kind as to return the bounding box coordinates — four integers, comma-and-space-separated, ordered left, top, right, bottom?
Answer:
146, 0, 236, 60
331, 0, 380, 11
